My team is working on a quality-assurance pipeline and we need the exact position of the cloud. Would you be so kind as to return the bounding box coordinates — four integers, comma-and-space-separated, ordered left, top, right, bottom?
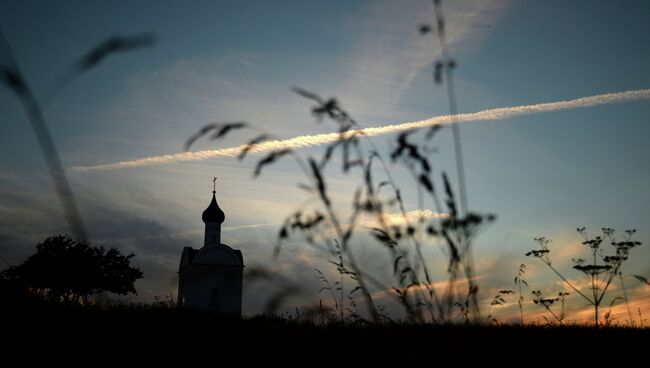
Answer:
334, 0, 511, 117
0, 174, 337, 313
0, 176, 194, 299
71, 88, 650, 172
65, 0, 512, 172
358, 209, 448, 229
382, 209, 449, 224
493, 283, 650, 325
4, 176, 647, 320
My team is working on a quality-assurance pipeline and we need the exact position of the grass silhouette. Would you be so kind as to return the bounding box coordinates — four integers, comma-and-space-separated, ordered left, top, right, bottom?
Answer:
526, 228, 642, 326
183, 0, 498, 324
182, 1, 648, 326
2, 6, 648, 361
0, 29, 154, 240
1, 289, 648, 365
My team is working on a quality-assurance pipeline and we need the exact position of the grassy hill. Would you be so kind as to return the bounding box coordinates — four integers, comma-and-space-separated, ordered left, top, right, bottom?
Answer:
2, 285, 647, 367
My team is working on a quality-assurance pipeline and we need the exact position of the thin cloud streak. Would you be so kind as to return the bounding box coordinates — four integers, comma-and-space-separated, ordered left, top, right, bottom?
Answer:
71, 88, 650, 172
359, 209, 449, 228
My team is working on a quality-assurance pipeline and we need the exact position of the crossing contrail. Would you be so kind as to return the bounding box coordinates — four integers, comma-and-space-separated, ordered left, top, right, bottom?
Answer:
71, 88, 650, 172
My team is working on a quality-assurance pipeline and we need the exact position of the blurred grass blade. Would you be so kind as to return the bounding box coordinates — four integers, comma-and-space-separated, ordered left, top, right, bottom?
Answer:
77, 33, 155, 71
0, 31, 87, 239
184, 122, 247, 151
254, 149, 291, 177
238, 134, 270, 161
39, 33, 155, 107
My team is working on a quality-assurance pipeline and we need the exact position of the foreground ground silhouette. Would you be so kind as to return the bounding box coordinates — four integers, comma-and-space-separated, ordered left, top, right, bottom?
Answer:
2, 286, 648, 367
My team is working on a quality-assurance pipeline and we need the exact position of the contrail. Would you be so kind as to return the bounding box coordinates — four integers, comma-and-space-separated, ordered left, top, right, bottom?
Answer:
72, 88, 650, 172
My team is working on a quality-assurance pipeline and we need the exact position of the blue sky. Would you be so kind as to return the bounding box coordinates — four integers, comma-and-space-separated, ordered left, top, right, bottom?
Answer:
1, 0, 649, 321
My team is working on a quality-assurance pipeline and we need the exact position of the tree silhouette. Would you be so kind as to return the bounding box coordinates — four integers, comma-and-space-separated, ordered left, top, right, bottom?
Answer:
2, 234, 143, 303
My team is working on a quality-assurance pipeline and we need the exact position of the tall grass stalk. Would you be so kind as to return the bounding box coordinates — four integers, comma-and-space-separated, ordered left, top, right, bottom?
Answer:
0, 29, 153, 240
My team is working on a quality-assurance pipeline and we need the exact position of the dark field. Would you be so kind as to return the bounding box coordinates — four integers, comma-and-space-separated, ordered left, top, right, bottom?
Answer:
3, 288, 647, 367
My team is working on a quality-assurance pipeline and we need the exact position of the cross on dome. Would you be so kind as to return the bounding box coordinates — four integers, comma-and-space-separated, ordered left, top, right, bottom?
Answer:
202, 178, 225, 224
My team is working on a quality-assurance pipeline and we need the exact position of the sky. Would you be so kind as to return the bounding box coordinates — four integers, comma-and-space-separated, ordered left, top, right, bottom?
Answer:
1, 0, 650, 323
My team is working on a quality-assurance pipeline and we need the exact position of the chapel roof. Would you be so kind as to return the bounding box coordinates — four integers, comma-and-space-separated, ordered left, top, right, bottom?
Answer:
202, 191, 225, 224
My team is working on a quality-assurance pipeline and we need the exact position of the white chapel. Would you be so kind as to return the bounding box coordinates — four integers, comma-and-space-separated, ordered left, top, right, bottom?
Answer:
177, 182, 243, 314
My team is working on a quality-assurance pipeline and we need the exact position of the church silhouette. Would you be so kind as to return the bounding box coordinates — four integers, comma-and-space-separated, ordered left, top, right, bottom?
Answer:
177, 181, 243, 314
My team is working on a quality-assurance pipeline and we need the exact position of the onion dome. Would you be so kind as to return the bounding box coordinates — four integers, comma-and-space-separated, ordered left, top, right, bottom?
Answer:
202, 191, 225, 224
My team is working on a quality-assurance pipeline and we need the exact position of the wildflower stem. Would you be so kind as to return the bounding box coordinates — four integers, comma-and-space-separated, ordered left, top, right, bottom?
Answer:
545, 262, 592, 303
